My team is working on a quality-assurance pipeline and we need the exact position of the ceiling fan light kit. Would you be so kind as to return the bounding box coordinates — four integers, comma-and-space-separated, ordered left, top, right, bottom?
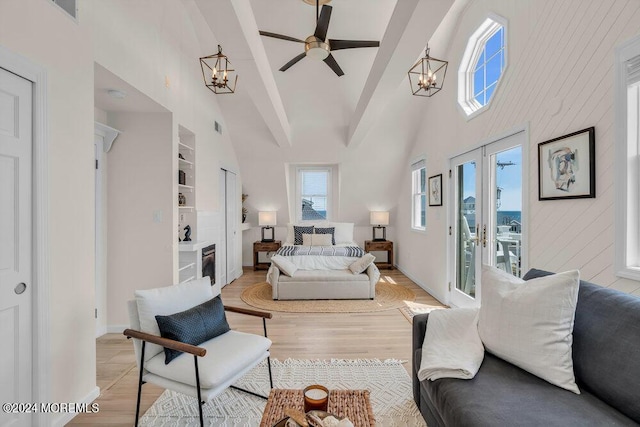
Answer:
199, 45, 238, 95
259, 2, 380, 76
408, 46, 448, 97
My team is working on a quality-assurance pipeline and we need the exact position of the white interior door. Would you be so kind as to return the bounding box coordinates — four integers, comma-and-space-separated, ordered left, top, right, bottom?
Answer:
0, 67, 33, 426
225, 170, 239, 283
94, 133, 106, 337
218, 169, 227, 287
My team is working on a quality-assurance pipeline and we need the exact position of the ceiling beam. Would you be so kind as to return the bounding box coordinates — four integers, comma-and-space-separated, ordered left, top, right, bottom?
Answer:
194, 0, 292, 147
347, 0, 453, 147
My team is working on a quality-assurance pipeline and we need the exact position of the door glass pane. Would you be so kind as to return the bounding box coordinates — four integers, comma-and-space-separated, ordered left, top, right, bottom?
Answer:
493, 146, 522, 277
456, 161, 477, 297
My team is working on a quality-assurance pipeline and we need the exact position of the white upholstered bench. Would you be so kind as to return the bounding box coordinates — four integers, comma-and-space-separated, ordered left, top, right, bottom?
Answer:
267, 263, 380, 300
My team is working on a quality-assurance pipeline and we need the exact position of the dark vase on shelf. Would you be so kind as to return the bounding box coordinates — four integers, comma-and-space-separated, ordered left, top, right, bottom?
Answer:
242, 213, 247, 223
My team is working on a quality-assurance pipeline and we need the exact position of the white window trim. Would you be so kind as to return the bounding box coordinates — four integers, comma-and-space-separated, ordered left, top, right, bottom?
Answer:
411, 158, 427, 232
457, 13, 508, 120
615, 35, 640, 282
294, 165, 337, 223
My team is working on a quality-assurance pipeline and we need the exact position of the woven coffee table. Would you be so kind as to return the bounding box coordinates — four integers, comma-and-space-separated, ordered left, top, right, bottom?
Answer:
260, 388, 375, 427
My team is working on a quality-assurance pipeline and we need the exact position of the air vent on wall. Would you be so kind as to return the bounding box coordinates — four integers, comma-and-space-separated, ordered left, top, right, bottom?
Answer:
52, 0, 77, 19
214, 121, 222, 134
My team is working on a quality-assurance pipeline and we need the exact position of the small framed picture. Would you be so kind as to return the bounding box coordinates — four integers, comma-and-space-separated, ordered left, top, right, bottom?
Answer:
428, 174, 443, 206
538, 127, 595, 200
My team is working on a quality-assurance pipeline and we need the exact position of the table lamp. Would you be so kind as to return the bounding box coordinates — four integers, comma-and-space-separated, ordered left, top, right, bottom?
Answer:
370, 211, 389, 241
259, 211, 277, 242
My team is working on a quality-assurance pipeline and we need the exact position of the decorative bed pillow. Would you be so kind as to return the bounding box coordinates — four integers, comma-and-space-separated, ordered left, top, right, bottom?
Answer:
302, 233, 333, 246
349, 253, 376, 274
478, 265, 581, 393
270, 254, 298, 277
293, 225, 314, 245
329, 222, 354, 244
155, 296, 230, 364
314, 227, 336, 245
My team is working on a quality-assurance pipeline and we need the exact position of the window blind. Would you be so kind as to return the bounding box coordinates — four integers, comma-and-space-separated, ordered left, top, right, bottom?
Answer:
627, 55, 640, 85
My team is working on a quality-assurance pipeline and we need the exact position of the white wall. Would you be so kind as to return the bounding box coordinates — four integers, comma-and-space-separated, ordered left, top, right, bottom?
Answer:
106, 112, 174, 328
396, 0, 640, 302
0, 0, 97, 419
1, 0, 243, 423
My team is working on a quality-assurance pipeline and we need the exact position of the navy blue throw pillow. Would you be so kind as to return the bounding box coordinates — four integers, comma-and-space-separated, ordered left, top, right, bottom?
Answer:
314, 227, 335, 245
155, 295, 230, 364
294, 225, 314, 245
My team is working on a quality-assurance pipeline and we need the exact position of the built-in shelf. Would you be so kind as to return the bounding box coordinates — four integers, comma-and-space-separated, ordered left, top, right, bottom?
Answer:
241, 223, 252, 231
179, 275, 196, 284
179, 205, 194, 210
178, 142, 194, 151
178, 184, 194, 191
179, 158, 193, 166
178, 262, 196, 272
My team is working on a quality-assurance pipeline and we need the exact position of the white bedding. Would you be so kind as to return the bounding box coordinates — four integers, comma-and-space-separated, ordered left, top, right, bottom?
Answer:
280, 242, 360, 270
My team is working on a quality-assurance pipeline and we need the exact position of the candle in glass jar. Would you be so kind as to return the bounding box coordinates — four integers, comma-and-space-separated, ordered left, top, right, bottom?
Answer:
303, 385, 329, 412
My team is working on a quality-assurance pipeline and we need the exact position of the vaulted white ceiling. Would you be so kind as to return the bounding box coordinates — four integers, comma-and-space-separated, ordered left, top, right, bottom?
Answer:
191, 0, 455, 149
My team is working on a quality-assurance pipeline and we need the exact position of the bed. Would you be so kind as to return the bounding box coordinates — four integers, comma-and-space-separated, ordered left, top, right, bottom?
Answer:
266, 222, 380, 300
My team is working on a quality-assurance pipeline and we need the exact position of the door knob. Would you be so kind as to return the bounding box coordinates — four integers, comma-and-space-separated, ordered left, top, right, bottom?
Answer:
14, 282, 27, 295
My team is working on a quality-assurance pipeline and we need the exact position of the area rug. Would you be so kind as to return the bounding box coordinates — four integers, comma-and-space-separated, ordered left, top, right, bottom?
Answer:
139, 359, 426, 427
241, 282, 415, 313
399, 301, 447, 324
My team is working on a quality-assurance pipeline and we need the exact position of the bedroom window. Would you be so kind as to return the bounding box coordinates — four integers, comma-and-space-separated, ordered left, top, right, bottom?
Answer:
297, 167, 332, 222
615, 35, 640, 281
411, 159, 427, 231
458, 15, 507, 118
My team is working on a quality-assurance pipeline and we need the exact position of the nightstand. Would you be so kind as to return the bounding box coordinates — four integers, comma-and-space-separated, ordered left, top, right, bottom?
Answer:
253, 240, 282, 270
364, 240, 394, 269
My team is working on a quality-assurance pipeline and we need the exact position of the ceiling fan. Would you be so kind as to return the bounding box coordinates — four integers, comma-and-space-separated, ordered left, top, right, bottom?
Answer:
259, 1, 380, 76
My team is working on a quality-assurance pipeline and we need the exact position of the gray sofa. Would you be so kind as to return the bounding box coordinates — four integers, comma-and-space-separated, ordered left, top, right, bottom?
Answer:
412, 268, 640, 426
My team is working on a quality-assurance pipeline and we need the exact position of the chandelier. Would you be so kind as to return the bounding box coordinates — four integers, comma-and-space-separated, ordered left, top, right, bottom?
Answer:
408, 46, 448, 97
199, 45, 238, 94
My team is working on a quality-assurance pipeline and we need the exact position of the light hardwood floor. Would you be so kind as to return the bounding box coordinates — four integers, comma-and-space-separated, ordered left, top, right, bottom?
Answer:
69, 267, 442, 426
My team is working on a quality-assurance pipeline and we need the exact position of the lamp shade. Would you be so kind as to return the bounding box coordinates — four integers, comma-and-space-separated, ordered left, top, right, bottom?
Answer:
370, 211, 390, 226
258, 211, 277, 226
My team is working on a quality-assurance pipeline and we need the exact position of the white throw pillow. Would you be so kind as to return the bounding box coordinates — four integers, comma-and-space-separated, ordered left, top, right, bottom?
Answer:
270, 254, 298, 277
134, 277, 214, 361
349, 253, 376, 274
329, 222, 355, 244
478, 265, 581, 393
302, 233, 333, 246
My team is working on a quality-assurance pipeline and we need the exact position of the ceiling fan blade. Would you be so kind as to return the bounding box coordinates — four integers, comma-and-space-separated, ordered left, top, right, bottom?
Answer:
328, 39, 380, 51
279, 53, 307, 72
314, 5, 332, 41
259, 31, 305, 43
323, 53, 344, 76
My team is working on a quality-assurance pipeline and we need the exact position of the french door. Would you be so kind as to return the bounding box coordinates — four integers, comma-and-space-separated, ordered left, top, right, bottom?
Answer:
449, 130, 526, 307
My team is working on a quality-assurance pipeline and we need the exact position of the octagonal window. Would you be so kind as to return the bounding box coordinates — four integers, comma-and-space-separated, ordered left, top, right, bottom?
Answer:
458, 15, 507, 118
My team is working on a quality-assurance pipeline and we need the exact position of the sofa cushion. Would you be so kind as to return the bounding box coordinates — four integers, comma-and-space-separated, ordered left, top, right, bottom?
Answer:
479, 265, 580, 393
155, 296, 230, 364
415, 349, 638, 426
349, 253, 376, 274
145, 330, 271, 389
278, 269, 369, 282
523, 269, 640, 423
293, 225, 314, 245
270, 254, 298, 277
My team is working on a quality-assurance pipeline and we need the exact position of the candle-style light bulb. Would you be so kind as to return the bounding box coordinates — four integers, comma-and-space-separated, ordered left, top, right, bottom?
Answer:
212, 66, 217, 80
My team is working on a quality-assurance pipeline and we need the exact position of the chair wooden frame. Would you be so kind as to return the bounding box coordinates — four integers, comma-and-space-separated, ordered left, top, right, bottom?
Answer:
124, 305, 273, 427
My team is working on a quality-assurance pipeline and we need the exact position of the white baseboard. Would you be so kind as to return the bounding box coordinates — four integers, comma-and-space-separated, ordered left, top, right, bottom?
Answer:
95, 325, 107, 338
394, 264, 448, 305
52, 386, 100, 427
107, 324, 129, 334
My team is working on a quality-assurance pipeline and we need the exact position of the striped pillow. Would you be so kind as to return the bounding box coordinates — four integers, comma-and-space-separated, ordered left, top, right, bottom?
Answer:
314, 227, 336, 245
293, 226, 314, 245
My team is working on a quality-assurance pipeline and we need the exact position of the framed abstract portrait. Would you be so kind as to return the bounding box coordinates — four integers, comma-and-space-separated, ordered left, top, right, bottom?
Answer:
538, 127, 595, 201
428, 174, 443, 206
